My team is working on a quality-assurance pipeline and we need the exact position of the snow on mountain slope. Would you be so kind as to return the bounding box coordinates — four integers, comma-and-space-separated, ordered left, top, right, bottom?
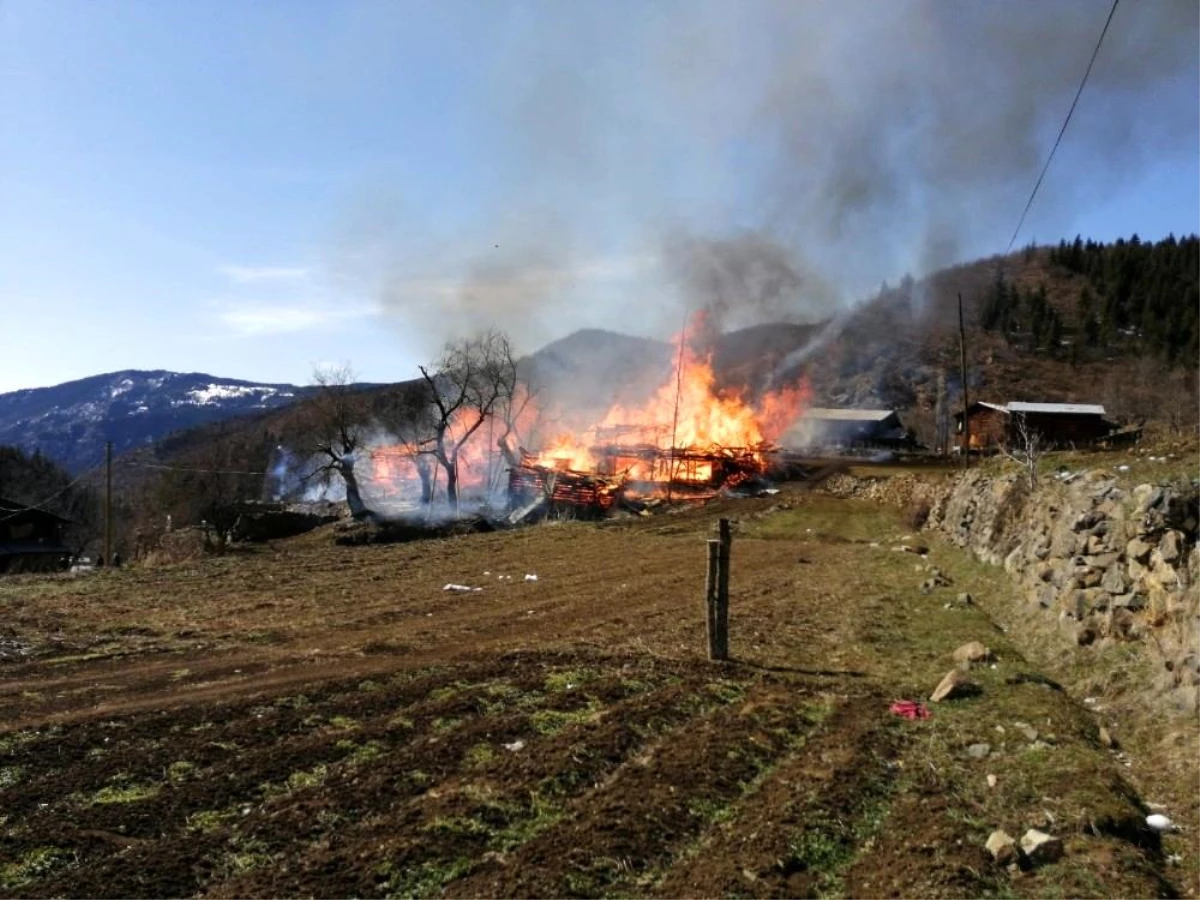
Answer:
0, 371, 307, 473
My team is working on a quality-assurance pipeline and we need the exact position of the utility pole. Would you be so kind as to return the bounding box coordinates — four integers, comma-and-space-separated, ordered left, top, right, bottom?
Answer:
666, 310, 690, 504
958, 293, 970, 469
104, 440, 113, 565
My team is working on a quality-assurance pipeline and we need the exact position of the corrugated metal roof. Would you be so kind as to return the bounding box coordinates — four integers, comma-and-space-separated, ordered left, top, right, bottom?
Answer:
1007, 402, 1106, 416
801, 408, 896, 422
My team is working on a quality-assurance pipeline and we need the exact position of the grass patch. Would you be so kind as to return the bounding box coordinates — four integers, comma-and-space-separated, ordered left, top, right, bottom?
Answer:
746, 496, 896, 543
90, 779, 161, 805
166, 760, 199, 782
217, 836, 275, 879
0, 846, 74, 890
429, 680, 487, 702
422, 815, 492, 838
529, 702, 601, 736
0, 765, 24, 788
379, 856, 474, 900
0, 730, 41, 753
186, 806, 240, 833
339, 739, 387, 766
491, 791, 565, 851
544, 667, 598, 692
286, 764, 329, 791
464, 742, 496, 767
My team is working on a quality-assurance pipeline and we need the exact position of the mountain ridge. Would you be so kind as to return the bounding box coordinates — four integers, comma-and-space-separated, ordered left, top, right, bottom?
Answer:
0, 370, 312, 474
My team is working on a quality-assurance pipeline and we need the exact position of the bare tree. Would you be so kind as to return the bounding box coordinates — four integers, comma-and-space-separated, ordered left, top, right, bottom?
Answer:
490, 363, 538, 494
418, 330, 519, 512
998, 411, 1044, 490
299, 365, 373, 518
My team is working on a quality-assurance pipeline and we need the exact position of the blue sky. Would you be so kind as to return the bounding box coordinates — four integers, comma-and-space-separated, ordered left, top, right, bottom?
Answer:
1, 0, 1196, 393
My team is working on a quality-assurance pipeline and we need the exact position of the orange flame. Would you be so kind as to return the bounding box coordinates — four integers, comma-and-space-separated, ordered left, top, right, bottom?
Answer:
534, 317, 811, 486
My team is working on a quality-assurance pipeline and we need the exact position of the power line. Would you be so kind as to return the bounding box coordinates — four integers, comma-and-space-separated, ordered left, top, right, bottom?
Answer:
1006, 0, 1120, 254
0, 463, 104, 524
124, 462, 271, 476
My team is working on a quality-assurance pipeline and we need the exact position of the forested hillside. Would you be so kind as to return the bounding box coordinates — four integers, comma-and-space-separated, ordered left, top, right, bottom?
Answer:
979, 234, 1199, 364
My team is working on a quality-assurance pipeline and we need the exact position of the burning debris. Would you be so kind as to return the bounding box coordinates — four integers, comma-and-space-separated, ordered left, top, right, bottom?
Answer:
498, 318, 805, 520
284, 316, 811, 526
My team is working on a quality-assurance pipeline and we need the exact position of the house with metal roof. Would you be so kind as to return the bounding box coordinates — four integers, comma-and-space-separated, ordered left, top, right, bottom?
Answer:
954, 401, 1115, 451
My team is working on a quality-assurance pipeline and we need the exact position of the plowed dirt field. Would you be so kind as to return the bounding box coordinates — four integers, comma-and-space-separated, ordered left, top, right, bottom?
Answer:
0, 490, 1190, 898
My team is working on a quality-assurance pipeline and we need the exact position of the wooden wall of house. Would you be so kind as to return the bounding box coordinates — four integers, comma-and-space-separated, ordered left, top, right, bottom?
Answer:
961, 409, 1009, 449
1024, 414, 1110, 447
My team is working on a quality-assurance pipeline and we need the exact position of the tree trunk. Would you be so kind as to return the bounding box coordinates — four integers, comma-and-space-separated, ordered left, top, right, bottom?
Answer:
417, 456, 434, 507
445, 462, 459, 512
339, 460, 370, 519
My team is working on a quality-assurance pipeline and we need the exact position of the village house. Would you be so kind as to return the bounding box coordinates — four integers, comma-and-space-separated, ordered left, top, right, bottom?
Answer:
0, 498, 73, 573
780, 408, 913, 453
955, 401, 1114, 451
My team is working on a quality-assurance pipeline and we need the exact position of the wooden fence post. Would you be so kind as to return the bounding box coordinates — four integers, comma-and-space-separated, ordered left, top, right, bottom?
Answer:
704, 518, 731, 661
706, 539, 720, 659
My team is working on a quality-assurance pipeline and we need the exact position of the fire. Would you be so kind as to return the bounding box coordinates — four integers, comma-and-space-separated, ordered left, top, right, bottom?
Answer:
533, 317, 811, 488
358, 318, 811, 507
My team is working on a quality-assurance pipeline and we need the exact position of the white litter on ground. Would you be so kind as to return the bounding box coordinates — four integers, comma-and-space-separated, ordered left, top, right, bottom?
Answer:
443, 584, 482, 593
525, 573, 538, 582
1146, 813, 1175, 832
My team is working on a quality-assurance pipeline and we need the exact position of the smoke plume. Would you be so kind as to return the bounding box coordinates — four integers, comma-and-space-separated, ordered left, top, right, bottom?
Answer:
343, 0, 1198, 355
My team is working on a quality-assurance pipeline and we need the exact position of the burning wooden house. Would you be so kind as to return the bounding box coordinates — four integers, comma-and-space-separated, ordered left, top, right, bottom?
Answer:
502, 317, 807, 519
507, 433, 768, 519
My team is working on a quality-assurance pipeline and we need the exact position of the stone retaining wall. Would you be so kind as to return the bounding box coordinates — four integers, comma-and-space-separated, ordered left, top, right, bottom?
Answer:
924, 470, 1199, 712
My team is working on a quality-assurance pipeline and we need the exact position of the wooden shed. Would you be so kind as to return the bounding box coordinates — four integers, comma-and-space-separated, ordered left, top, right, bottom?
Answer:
954, 402, 1010, 451
780, 409, 911, 452
0, 498, 72, 573
955, 402, 1113, 451
1005, 402, 1113, 447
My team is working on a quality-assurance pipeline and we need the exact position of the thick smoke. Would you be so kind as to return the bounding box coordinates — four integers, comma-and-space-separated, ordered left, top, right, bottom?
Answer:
351, 0, 1197, 353
663, 232, 840, 344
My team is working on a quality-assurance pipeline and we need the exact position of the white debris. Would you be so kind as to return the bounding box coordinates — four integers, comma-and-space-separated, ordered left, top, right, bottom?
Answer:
524, 573, 538, 582
1116, 465, 1130, 472
503, 740, 525, 752
483, 570, 490, 576
443, 584, 481, 592
1146, 814, 1175, 832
